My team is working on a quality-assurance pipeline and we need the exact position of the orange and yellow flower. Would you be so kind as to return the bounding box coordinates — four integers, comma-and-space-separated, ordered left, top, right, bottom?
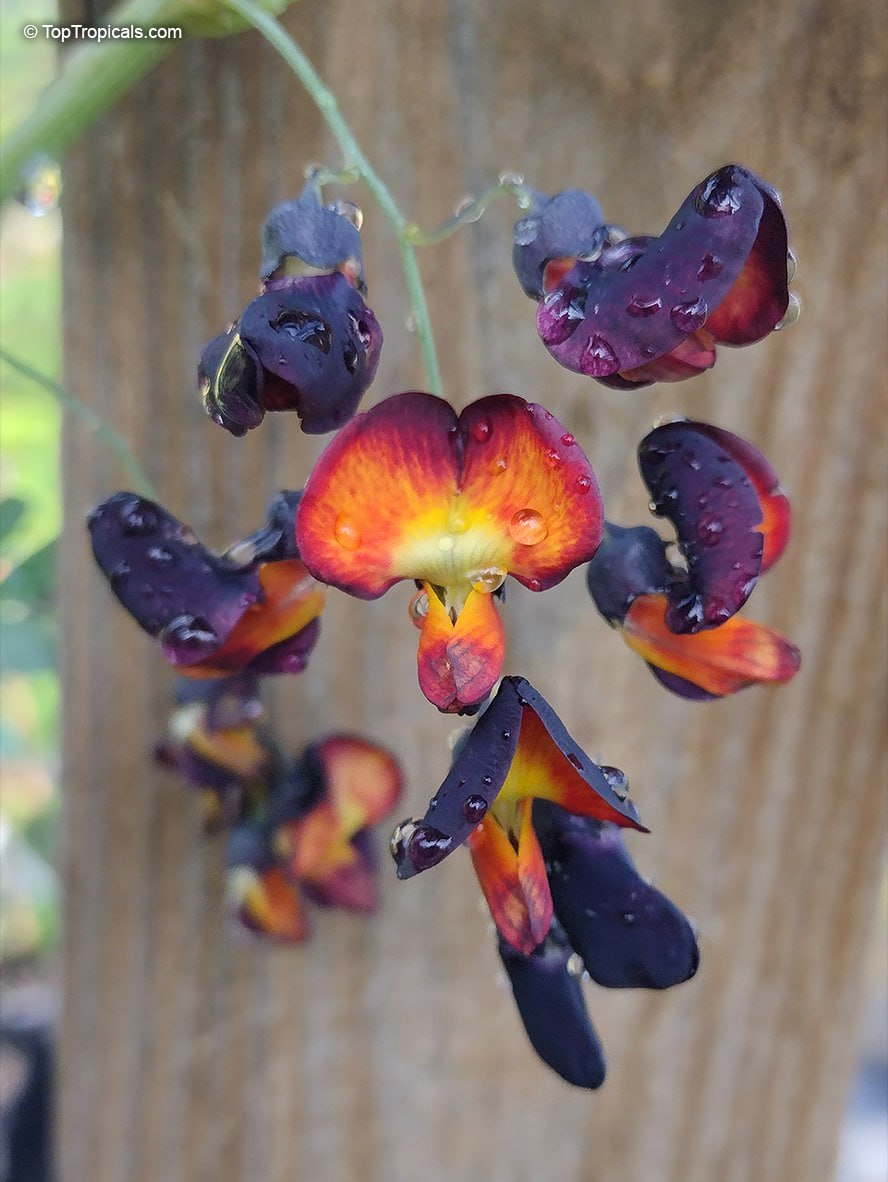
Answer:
296, 392, 604, 712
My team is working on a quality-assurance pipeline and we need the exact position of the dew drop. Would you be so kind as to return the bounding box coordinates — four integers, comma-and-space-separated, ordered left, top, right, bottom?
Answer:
786, 248, 798, 283
109, 561, 130, 588
408, 588, 429, 628
119, 497, 159, 537
695, 169, 743, 218
670, 297, 709, 334
527, 577, 543, 592
626, 295, 662, 318
561, 432, 576, 446
437, 535, 455, 553
390, 818, 418, 861
600, 765, 629, 800
509, 508, 548, 546
453, 194, 483, 222
544, 449, 561, 466
330, 199, 363, 229
582, 334, 620, 377
697, 513, 724, 546
489, 456, 509, 476
334, 514, 361, 550
462, 794, 489, 823
575, 473, 593, 494
622, 911, 636, 925
17, 154, 62, 217
147, 546, 175, 567
408, 825, 454, 870
697, 253, 723, 282
538, 289, 584, 345
160, 614, 218, 655
469, 566, 507, 594
513, 216, 541, 246
566, 952, 585, 978
775, 292, 802, 331
470, 417, 492, 444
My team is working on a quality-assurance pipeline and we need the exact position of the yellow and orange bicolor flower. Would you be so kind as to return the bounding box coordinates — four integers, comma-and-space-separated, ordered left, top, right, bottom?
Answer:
296, 392, 604, 712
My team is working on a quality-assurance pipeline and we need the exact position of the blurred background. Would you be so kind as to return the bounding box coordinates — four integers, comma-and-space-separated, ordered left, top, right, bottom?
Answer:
1, 1, 886, 1179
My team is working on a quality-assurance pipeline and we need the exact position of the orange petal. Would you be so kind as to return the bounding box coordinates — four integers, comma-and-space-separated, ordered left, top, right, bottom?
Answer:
296, 392, 460, 598
309, 735, 404, 833
468, 808, 552, 954
189, 559, 325, 676
494, 703, 645, 828
618, 328, 717, 384
416, 585, 505, 712
230, 866, 310, 942
458, 397, 603, 591
187, 721, 268, 779
622, 593, 801, 696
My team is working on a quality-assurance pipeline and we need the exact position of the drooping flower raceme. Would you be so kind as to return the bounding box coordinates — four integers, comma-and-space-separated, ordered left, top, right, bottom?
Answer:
514, 164, 795, 388
199, 181, 383, 436
296, 392, 604, 712
587, 419, 801, 698
390, 677, 698, 1086
88, 489, 325, 677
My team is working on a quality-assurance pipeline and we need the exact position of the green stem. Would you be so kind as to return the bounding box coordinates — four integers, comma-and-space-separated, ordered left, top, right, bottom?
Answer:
405, 177, 534, 246
0, 348, 157, 499
223, 0, 444, 398
0, 0, 176, 206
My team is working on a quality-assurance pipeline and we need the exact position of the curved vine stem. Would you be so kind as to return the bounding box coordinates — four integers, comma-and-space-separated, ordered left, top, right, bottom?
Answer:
223, 0, 444, 398
0, 348, 157, 499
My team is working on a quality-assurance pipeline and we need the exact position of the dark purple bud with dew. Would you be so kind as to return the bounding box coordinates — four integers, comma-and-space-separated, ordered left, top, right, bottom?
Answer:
535, 803, 700, 990
260, 180, 365, 287
200, 273, 382, 436
512, 188, 606, 300
586, 523, 673, 624
497, 929, 607, 1089
87, 492, 261, 663
537, 165, 790, 387
638, 419, 787, 632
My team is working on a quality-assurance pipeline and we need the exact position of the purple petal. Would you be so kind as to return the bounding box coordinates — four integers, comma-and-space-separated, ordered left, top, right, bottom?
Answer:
497, 932, 606, 1088
586, 523, 674, 623
535, 805, 700, 990
539, 166, 779, 379
645, 663, 719, 701
638, 420, 765, 631
87, 493, 259, 664
223, 490, 303, 565
513, 188, 605, 299
260, 181, 364, 283
198, 327, 264, 437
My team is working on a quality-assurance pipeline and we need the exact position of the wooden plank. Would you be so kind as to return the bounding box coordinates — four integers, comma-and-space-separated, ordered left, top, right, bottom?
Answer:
58, 1, 887, 1179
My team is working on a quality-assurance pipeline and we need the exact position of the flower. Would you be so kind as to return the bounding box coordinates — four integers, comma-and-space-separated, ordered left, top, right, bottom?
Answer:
390, 677, 697, 1087
586, 419, 801, 698
228, 733, 403, 942
88, 489, 325, 677
296, 392, 604, 712
514, 164, 795, 388
199, 181, 383, 435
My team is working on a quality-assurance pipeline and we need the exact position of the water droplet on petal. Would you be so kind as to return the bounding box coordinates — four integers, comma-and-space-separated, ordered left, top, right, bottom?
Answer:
147, 546, 175, 567
390, 818, 418, 861
109, 561, 130, 588
470, 417, 492, 443
408, 588, 429, 628
513, 216, 540, 246
566, 952, 585, 978
120, 497, 159, 537
489, 456, 509, 475
509, 508, 548, 546
622, 911, 636, 925
160, 614, 218, 656
670, 297, 709, 334
561, 433, 576, 446
469, 566, 507, 594
462, 794, 489, 823
786, 248, 798, 283
775, 292, 802, 331
600, 765, 629, 800
544, 449, 561, 466
334, 514, 361, 550
539, 289, 584, 344
576, 473, 593, 494
695, 169, 743, 218
697, 513, 724, 546
697, 253, 723, 282
330, 199, 363, 229
582, 335, 620, 377
437, 535, 455, 553
408, 824, 453, 870
626, 295, 662, 318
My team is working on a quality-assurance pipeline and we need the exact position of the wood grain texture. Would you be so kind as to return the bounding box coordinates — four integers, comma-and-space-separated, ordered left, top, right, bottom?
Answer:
58, 1, 887, 1179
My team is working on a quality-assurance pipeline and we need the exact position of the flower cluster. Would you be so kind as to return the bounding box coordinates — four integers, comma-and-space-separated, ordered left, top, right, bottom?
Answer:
88, 160, 800, 1085
156, 675, 403, 940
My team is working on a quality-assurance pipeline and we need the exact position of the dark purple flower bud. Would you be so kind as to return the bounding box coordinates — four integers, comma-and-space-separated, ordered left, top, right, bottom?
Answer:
535, 804, 699, 990
497, 930, 606, 1089
586, 523, 673, 623
200, 273, 383, 436
260, 181, 365, 286
537, 165, 790, 387
513, 188, 606, 299
228, 821, 276, 873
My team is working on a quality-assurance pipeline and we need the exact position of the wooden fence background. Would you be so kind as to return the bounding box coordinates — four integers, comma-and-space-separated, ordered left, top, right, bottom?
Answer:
59, 1, 887, 1179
